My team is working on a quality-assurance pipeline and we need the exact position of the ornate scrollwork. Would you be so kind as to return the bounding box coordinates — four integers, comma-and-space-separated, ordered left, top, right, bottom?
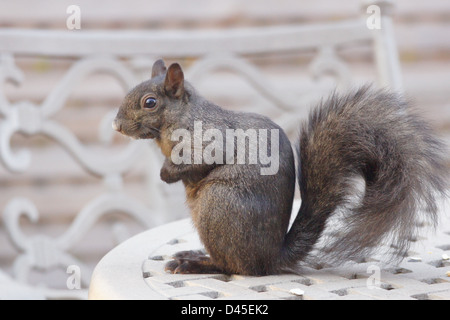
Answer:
187, 51, 351, 136
308, 45, 351, 88
0, 54, 164, 298
0, 55, 145, 175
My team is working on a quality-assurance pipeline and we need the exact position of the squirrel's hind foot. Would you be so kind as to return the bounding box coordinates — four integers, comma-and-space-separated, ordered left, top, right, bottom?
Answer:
164, 250, 223, 274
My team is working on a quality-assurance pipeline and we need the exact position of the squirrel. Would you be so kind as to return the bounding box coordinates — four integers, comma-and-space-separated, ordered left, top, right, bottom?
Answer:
113, 59, 448, 276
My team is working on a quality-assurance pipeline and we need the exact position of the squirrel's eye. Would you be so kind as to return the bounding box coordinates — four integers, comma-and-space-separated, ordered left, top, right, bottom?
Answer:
142, 96, 157, 109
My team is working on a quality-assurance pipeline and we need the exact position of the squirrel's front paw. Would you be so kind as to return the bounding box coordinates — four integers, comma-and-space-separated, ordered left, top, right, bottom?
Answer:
160, 165, 180, 184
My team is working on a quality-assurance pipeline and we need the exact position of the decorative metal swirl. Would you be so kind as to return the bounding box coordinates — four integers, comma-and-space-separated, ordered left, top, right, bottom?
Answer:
0, 54, 165, 298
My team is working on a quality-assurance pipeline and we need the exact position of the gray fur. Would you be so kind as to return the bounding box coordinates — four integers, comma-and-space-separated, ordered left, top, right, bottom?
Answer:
282, 85, 448, 268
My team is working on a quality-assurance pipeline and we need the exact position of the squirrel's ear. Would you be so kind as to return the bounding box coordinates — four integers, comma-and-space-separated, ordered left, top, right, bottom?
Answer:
151, 59, 167, 78
164, 63, 184, 98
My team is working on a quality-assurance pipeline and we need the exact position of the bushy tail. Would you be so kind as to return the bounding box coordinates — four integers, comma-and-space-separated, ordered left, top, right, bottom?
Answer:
281, 86, 448, 268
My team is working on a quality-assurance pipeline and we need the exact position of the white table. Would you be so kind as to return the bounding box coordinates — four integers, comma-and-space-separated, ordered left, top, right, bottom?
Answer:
89, 200, 450, 300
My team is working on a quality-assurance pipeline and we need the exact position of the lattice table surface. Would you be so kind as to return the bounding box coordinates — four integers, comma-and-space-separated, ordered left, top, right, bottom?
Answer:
89, 200, 450, 300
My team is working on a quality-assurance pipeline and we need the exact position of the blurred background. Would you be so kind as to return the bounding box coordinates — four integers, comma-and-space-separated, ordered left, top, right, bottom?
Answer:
0, 0, 449, 298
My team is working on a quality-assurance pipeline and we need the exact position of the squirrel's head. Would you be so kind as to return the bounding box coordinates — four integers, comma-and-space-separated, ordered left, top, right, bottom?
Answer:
113, 59, 188, 140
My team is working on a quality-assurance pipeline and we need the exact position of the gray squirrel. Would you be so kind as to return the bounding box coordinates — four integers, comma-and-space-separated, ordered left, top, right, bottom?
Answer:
113, 59, 447, 275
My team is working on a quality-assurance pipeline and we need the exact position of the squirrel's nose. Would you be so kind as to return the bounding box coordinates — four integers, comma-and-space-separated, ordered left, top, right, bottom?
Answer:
112, 119, 122, 132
